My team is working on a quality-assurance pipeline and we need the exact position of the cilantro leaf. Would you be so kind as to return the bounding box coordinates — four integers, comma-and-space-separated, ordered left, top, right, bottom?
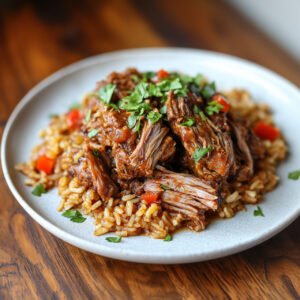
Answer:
193, 105, 200, 114
128, 115, 139, 129
194, 73, 203, 86
157, 78, 182, 92
180, 117, 195, 127
88, 129, 98, 138
288, 170, 300, 180
160, 105, 167, 114
199, 111, 206, 121
69, 103, 80, 110
106, 236, 122, 243
142, 71, 156, 80
85, 109, 91, 122
205, 101, 224, 116
62, 210, 82, 218
254, 206, 264, 217
98, 84, 116, 104
92, 149, 101, 157
147, 111, 162, 124
48, 113, 59, 119
147, 83, 163, 97
133, 120, 141, 136
201, 82, 216, 100
193, 146, 212, 162
160, 184, 171, 190
132, 74, 139, 82
70, 216, 86, 223
164, 234, 172, 241
32, 183, 47, 197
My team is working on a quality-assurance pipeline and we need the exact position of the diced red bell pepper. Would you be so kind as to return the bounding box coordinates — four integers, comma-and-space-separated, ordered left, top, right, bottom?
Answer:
141, 191, 161, 204
253, 122, 279, 142
212, 94, 230, 113
36, 154, 55, 175
157, 69, 169, 80
67, 109, 82, 130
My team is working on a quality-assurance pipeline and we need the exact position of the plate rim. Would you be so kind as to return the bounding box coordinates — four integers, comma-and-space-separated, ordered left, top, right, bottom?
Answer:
1, 47, 300, 264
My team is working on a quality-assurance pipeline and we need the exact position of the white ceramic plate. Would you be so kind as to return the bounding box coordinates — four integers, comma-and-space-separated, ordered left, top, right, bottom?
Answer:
2, 48, 300, 264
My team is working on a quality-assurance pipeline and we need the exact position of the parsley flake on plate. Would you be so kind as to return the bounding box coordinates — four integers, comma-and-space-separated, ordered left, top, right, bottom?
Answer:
98, 83, 116, 104
85, 109, 91, 122
288, 170, 300, 180
180, 117, 195, 127
147, 111, 162, 124
193, 146, 212, 163
62, 210, 86, 223
164, 234, 172, 242
32, 183, 47, 197
106, 237, 122, 243
201, 82, 216, 100
88, 129, 98, 138
253, 206, 264, 217
160, 184, 171, 190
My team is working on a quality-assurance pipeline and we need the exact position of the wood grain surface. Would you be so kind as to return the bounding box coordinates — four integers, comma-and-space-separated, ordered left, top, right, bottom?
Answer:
0, 0, 299, 299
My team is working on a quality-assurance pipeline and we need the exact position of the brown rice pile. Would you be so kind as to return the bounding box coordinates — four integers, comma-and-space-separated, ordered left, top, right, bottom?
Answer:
16, 89, 287, 239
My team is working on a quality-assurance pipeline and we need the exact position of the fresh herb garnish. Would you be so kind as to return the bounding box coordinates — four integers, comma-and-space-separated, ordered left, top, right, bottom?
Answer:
201, 82, 216, 100
193, 105, 200, 114
160, 184, 171, 190
132, 74, 139, 82
69, 103, 80, 110
157, 77, 182, 92
147, 111, 162, 124
160, 105, 167, 114
194, 73, 203, 86
106, 236, 122, 243
288, 170, 300, 180
107, 103, 119, 111
62, 210, 86, 223
253, 206, 264, 217
164, 234, 172, 242
180, 117, 195, 127
133, 120, 141, 136
193, 146, 212, 162
85, 109, 91, 122
98, 84, 116, 104
142, 71, 156, 81
127, 115, 139, 129
205, 101, 224, 116
88, 129, 98, 138
32, 183, 47, 197
92, 149, 101, 157
48, 113, 59, 119
199, 111, 206, 121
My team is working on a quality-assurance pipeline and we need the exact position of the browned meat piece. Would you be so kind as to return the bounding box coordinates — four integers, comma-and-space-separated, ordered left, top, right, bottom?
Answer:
129, 120, 174, 177
69, 157, 92, 187
229, 119, 265, 181
86, 151, 118, 201
144, 166, 219, 210
166, 91, 233, 181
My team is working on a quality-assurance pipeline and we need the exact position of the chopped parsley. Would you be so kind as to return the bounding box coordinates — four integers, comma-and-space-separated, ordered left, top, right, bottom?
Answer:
133, 120, 141, 136
205, 100, 224, 116
92, 149, 101, 157
201, 82, 216, 100
98, 84, 116, 104
193, 146, 212, 162
106, 236, 122, 243
193, 105, 200, 114
132, 74, 139, 82
288, 170, 300, 180
160, 184, 171, 190
142, 71, 156, 81
85, 109, 91, 122
127, 115, 139, 129
253, 206, 264, 217
157, 77, 182, 92
48, 113, 59, 119
62, 210, 86, 223
32, 183, 47, 197
88, 129, 98, 138
180, 117, 195, 127
160, 105, 167, 114
199, 111, 206, 121
147, 111, 162, 124
69, 103, 80, 110
164, 234, 172, 242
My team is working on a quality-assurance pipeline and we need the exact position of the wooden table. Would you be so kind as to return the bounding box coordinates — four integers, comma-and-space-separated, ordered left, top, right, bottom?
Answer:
1, 0, 299, 299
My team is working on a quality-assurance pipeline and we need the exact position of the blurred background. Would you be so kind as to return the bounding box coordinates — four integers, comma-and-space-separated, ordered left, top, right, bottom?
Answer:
0, 0, 300, 116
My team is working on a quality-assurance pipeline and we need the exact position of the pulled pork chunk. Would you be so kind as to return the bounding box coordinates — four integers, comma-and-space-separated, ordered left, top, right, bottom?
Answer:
129, 120, 175, 176
86, 151, 118, 202
229, 118, 265, 181
166, 91, 233, 181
